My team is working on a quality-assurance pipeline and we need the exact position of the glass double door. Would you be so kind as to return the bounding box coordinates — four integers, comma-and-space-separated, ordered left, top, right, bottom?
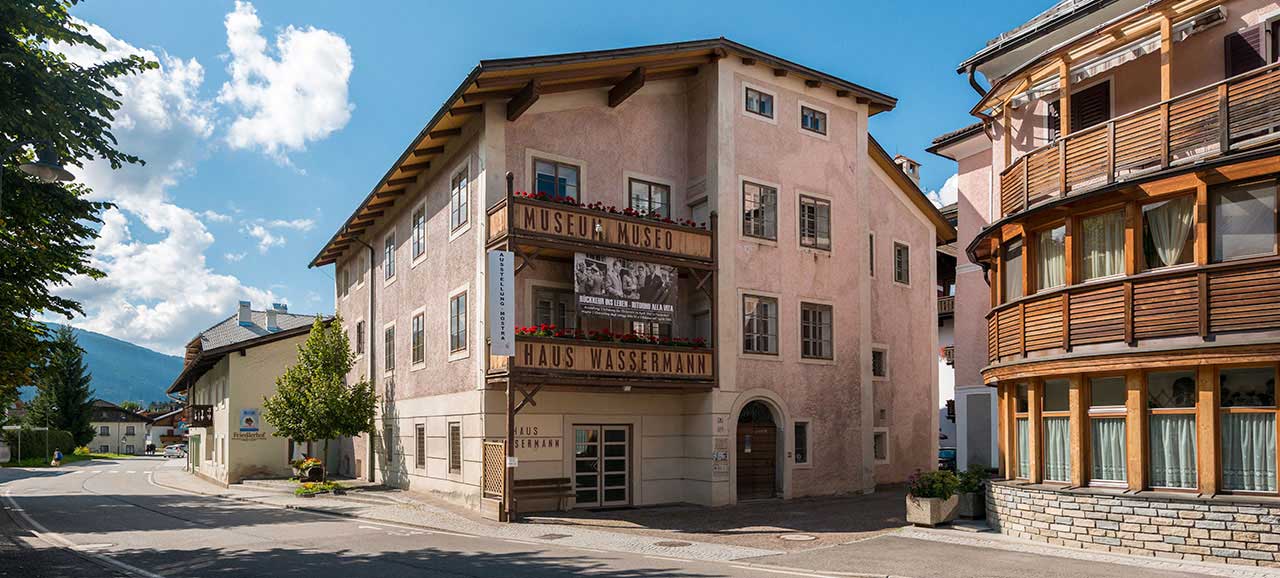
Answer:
573, 425, 630, 508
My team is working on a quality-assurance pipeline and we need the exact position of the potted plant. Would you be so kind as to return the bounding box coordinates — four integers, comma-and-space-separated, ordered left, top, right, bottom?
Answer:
905, 469, 961, 527
291, 457, 325, 482
956, 465, 988, 519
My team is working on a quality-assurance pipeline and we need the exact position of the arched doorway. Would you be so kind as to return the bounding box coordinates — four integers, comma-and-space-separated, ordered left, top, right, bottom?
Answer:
737, 400, 778, 500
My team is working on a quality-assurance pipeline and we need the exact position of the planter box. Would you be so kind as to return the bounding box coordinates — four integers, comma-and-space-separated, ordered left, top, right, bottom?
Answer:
905, 495, 959, 527
957, 491, 985, 519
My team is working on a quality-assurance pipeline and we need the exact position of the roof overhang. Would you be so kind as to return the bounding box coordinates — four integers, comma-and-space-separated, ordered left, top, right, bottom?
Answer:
868, 136, 957, 245
927, 123, 991, 161
166, 320, 324, 395
309, 37, 897, 268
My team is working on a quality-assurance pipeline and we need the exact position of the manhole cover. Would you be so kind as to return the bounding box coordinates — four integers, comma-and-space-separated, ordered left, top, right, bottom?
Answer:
536, 533, 571, 540
655, 541, 692, 548
778, 534, 818, 542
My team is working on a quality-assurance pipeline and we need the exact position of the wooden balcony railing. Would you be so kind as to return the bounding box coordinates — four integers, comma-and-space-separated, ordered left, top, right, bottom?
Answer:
986, 257, 1280, 364
1000, 61, 1280, 217
938, 295, 955, 316
489, 336, 714, 386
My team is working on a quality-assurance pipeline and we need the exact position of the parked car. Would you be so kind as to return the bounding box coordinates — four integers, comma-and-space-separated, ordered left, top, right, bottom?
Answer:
164, 444, 187, 458
938, 447, 957, 471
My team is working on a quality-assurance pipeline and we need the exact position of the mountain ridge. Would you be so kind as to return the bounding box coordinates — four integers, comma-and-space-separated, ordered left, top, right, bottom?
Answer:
26, 323, 183, 404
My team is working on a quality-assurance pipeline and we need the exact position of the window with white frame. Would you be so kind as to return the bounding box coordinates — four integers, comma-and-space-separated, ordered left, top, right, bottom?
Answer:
745, 87, 774, 118
384, 232, 396, 280
800, 302, 832, 360
873, 429, 890, 463
448, 422, 462, 474
742, 181, 777, 240
794, 421, 810, 464
799, 195, 831, 250
99, 444, 109, 453
125, 425, 135, 436
1088, 376, 1128, 484
872, 348, 887, 378
628, 178, 670, 218
893, 242, 910, 285
450, 168, 469, 232
412, 207, 426, 260
411, 313, 425, 364
534, 159, 579, 200
449, 292, 467, 353
742, 294, 778, 354
800, 106, 827, 135
384, 326, 395, 372
126, 444, 135, 454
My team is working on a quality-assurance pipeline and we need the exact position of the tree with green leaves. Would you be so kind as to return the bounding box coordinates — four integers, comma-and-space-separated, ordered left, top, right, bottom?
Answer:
118, 400, 141, 412
263, 316, 377, 479
25, 325, 95, 445
0, 1, 156, 400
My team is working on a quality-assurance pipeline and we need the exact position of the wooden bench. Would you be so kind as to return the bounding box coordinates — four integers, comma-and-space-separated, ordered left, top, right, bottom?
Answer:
512, 477, 574, 512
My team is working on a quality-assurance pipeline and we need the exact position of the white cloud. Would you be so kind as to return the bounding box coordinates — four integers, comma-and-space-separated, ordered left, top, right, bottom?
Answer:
217, 1, 354, 163
267, 218, 314, 231
926, 173, 959, 208
243, 223, 285, 253
224, 252, 247, 262
201, 209, 232, 223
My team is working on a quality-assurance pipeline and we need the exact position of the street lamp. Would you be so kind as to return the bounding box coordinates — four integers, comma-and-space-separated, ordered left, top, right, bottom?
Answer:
1, 139, 75, 216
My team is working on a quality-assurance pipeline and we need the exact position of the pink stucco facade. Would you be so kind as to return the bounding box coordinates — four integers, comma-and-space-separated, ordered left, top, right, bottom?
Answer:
328, 46, 941, 511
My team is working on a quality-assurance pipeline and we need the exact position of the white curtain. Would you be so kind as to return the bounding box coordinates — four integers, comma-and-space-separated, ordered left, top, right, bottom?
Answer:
1146, 196, 1194, 268
1037, 228, 1066, 290
1149, 414, 1197, 488
1004, 242, 1024, 302
1016, 418, 1029, 479
1090, 418, 1127, 481
1081, 212, 1125, 280
1222, 413, 1277, 492
1044, 417, 1070, 482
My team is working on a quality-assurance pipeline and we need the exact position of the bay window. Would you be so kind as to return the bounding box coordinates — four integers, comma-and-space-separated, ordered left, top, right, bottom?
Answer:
1147, 370, 1197, 489
1080, 211, 1125, 281
1220, 366, 1277, 492
1015, 383, 1029, 479
1002, 238, 1023, 302
1088, 376, 1127, 485
1213, 179, 1277, 262
1141, 196, 1195, 270
1042, 378, 1070, 483
1036, 225, 1065, 291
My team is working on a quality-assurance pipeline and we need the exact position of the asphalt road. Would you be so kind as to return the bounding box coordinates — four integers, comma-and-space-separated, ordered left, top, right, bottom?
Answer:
0, 458, 832, 578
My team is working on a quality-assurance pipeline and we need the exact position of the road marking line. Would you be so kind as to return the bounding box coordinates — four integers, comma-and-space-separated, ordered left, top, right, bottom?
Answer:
502, 538, 543, 546
4, 489, 167, 578
126, 471, 136, 474
730, 566, 837, 578
643, 555, 686, 562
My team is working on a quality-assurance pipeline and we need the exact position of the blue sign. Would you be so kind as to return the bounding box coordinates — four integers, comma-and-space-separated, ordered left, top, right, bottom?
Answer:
239, 408, 260, 432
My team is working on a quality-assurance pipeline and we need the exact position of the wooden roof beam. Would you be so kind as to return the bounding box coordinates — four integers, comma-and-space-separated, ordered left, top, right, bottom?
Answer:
449, 104, 482, 117
537, 67, 697, 97
398, 159, 430, 173
413, 145, 445, 158
773, 68, 787, 77
461, 90, 518, 103
428, 128, 462, 139
368, 198, 398, 210
805, 79, 821, 88
507, 80, 540, 122
741, 57, 756, 66
386, 176, 417, 187
608, 67, 646, 108
476, 54, 712, 89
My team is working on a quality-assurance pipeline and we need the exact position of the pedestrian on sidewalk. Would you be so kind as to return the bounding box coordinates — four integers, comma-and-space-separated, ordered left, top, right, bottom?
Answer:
51, 449, 63, 467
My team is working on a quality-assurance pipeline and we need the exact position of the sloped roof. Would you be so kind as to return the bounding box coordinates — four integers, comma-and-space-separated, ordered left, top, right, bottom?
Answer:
199, 310, 316, 351
91, 399, 149, 423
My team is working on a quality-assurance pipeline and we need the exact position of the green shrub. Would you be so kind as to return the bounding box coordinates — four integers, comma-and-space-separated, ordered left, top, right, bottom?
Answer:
957, 465, 989, 494
1, 428, 75, 462
294, 481, 343, 496
907, 469, 961, 500
73, 446, 92, 456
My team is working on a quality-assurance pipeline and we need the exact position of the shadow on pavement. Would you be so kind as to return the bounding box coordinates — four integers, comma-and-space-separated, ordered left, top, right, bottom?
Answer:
8, 493, 349, 537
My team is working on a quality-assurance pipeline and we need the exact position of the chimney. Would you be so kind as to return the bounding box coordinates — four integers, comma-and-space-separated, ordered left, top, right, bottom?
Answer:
237, 301, 253, 327
266, 308, 279, 332
893, 154, 922, 187
271, 302, 287, 313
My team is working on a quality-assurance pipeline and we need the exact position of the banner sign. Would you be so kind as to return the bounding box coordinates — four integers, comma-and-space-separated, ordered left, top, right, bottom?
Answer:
515, 339, 712, 379
239, 408, 259, 432
488, 250, 516, 356
574, 253, 675, 324
513, 201, 712, 260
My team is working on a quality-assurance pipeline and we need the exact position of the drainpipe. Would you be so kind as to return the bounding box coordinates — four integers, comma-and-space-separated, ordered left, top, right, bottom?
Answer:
966, 66, 988, 98
351, 237, 378, 482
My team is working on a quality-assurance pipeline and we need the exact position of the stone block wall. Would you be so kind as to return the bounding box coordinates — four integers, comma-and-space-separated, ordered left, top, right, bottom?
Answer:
987, 481, 1280, 567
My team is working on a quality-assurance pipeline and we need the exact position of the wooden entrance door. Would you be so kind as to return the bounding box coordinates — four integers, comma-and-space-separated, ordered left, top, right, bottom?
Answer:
572, 425, 630, 508
736, 401, 778, 500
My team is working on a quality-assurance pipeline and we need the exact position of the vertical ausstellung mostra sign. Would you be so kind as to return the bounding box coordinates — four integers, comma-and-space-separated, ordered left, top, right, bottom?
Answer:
488, 250, 515, 356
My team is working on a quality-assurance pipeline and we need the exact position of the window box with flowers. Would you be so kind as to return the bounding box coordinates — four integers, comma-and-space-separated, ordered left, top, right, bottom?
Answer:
514, 324, 708, 349
512, 191, 709, 230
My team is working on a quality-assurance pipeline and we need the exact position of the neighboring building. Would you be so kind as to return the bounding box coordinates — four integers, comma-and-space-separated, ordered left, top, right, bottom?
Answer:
311, 38, 954, 518
90, 400, 149, 455
940, 0, 1280, 564
146, 407, 185, 447
936, 202, 959, 451
166, 302, 319, 485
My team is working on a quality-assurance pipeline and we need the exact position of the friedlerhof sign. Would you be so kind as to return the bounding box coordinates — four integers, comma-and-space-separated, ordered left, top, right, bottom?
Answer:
488, 250, 515, 356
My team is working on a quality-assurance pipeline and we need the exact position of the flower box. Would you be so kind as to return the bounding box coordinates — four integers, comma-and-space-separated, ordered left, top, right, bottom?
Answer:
905, 495, 959, 527
957, 491, 985, 519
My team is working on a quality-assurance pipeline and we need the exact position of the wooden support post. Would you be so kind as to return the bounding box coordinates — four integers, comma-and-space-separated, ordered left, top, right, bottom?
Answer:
1160, 102, 1171, 169
1068, 374, 1087, 487
1194, 176, 1210, 266
1058, 58, 1072, 138
1196, 365, 1219, 495
997, 383, 1009, 479
1028, 378, 1043, 484
1000, 383, 1014, 480
1002, 106, 1013, 170
1125, 369, 1146, 491
1159, 13, 1173, 102
1218, 84, 1230, 155
1105, 121, 1116, 184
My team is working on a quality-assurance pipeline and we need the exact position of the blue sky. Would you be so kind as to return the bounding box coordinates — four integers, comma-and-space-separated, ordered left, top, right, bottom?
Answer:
60, 0, 1046, 353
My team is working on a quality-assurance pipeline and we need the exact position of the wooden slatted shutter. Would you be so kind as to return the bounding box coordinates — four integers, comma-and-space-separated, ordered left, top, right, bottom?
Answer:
1070, 81, 1110, 132
1225, 24, 1266, 78
1048, 100, 1062, 142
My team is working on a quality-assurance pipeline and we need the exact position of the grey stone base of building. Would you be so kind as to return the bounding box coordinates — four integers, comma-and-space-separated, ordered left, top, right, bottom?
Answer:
987, 481, 1280, 567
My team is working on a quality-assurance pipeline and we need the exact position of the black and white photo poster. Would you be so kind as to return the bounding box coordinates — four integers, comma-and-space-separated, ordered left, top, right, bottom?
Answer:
574, 253, 676, 323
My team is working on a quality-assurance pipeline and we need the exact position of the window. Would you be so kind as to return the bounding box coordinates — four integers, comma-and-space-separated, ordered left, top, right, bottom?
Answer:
893, 242, 910, 285
534, 159, 579, 200
742, 181, 777, 240
794, 421, 810, 464
873, 429, 889, 463
1089, 376, 1127, 484
798, 196, 831, 250
868, 233, 875, 277
355, 321, 365, 356
125, 444, 135, 455
99, 425, 109, 436
871, 349, 887, 378
358, 255, 367, 286
1142, 196, 1195, 270
742, 294, 778, 354
448, 422, 462, 474
125, 425, 135, 436
1220, 366, 1276, 492
1048, 80, 1111, 140
745, 87, 773, 118
384, 233, 396, 280
450, 168, 469, 232
384, 326, 395, 372
1002, 238, 1024, 302
1042, 379, 1071, 483
341, 267, 350, 298
1148, 370, 1197, 489
415, 424, 426, 469
1080, 211, 1125, 281
1015, 383, 1029, 479
449, 293, 467, 353
411, 313, 425, 364
800, 303, 833, 360
1213, 180, 1276, 262
693, 311, 712, 345
628, 179, 670, 218
534, 287, 577, 329
1036, 226, 1066, 291
99, 445, 109, 453
411, 207, 426, 260
800, 106, 827, 135
631, 321, 672, 339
